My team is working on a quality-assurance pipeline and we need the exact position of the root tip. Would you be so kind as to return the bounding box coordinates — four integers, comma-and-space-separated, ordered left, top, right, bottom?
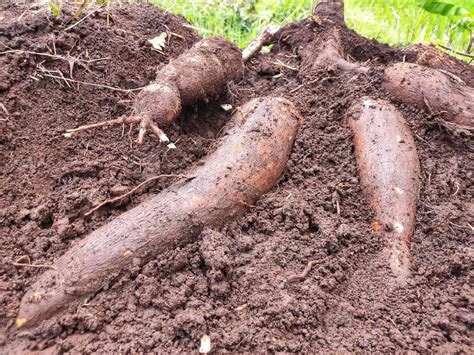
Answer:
160, 134, 170, 143
15, 318, 28, 328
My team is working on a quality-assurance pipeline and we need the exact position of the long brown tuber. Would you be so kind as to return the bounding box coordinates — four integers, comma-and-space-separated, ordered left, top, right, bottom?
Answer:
348, 97, 420, 282
16, 96, 301, 328
383, 62, 473, 128
312, 1, 473, 130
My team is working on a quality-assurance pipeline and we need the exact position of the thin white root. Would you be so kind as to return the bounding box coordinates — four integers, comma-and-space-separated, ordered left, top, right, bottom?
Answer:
242, 25, 279, 62
65, 116, 141, 136
65, 115, 171, 145
12, 261, 57, 271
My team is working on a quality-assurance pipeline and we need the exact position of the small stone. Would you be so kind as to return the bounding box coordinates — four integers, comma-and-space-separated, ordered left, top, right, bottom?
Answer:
199, 334, 211, 354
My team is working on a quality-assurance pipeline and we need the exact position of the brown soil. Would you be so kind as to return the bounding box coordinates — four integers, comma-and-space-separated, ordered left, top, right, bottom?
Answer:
1, 3, 473, 353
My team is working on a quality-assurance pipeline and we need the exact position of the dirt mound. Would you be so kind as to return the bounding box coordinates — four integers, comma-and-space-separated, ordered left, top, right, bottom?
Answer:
1, 3, 473, 353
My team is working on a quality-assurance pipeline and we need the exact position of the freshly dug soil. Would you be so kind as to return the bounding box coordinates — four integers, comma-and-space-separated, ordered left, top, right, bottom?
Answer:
1, 3, 473, 353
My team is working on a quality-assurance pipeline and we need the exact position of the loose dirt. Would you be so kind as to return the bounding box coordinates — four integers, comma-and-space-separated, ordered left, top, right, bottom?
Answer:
1, 3, 472, 353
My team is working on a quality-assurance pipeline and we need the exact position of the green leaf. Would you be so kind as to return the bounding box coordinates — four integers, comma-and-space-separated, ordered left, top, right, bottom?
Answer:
419, 1, 472, 18
452, 17, 474, 31
50, 1, 61, 17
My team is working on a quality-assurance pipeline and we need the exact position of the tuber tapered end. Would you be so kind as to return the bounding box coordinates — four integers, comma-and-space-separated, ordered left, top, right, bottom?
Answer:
15, 268, 77, 329
386, 244, 410, 285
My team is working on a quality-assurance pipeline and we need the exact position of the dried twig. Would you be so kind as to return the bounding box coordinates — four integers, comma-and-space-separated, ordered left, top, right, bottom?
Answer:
289, 76, 339, 93
426, 213, 451, 232
437, 43, 474, 59
85, 174, 190, 216
0, 49, 110, 66
272, 58, 299, 71
286, 258, 327, 283
0, 103, 9, 120
12, 262, 57, 270
452, 183, 460, 197
182, 24, 212, 33
290, 79, 318, 94
64, 9, 98, 31
242, 25, 279, 62
12, 256, 57, 271
72, 0, 90, 20
169, 32, 185, 40
438, 69, 465, 85
239, 199, 256, 208
40, 73, 144, 93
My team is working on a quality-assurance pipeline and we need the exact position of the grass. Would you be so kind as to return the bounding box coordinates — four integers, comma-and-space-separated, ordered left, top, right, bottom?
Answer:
148, 0, 473, 55
345, 0, 473, 54
148, 0, 310, 48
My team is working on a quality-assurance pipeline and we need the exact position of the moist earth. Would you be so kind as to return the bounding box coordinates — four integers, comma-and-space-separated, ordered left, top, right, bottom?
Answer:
0, 3, 473, 353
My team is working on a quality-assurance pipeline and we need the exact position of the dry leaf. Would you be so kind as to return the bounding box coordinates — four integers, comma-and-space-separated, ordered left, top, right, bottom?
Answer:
148, 32, 168, 51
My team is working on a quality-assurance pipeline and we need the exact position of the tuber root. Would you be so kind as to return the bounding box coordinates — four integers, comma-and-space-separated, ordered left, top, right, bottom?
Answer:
310, 1, 473, 130
401, 43, 474, 87
312, 28, 368, 74
382, 62, 474, 128
316, 35, 473, 129
66, 36, 243, 143
16, 96, 301, 328
348, 97, 420, 282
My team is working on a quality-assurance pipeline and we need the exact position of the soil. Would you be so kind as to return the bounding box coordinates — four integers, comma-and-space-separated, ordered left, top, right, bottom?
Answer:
1, 3, 473, 353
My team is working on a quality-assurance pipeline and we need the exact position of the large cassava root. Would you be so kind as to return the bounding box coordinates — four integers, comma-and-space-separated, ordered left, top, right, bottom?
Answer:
383, 63, 473, 128
66, 36, 243, 143
348, 98, 420, 282
313, 1, 473, 129
16, 97, 301, 328
401, 43, 474, 87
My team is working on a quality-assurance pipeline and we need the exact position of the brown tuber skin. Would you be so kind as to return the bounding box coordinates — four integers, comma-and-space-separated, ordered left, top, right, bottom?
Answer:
383, 63, 474, 128
401, 43, 474, 87
311, 1, 473, 130
322, 44, 474, 129
66, 36, 243, 143
312, 28, 368, 74
16, 96, 301, 328
348, 97, 420, 282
